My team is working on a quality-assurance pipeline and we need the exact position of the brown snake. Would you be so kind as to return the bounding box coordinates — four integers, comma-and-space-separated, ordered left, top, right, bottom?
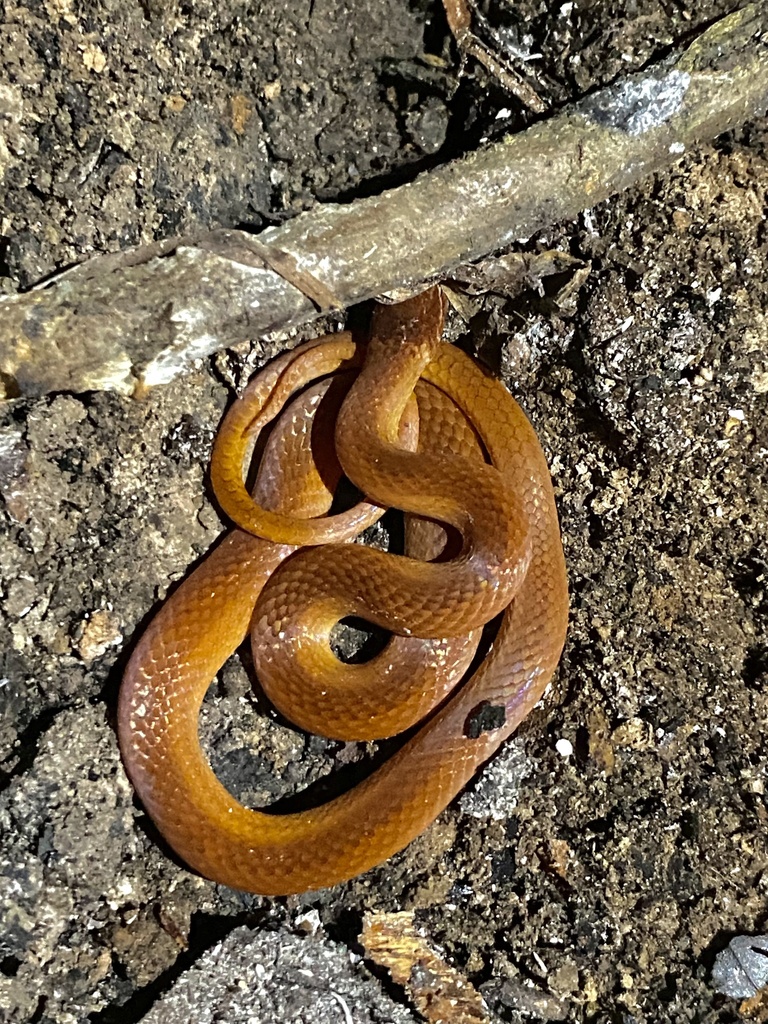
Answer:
118, 287, 568, 895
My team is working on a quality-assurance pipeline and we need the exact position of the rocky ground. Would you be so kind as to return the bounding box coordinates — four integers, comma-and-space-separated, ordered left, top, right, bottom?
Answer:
1, 1, 766, 1022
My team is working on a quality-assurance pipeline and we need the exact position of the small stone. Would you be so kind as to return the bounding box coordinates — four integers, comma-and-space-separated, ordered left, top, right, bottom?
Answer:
294, 909, 322, 936
712, 935, 768, 999
82, 42, 107, 73
3, 577, 37, 618
164, 94, 187, 113
73, 609, 123, 663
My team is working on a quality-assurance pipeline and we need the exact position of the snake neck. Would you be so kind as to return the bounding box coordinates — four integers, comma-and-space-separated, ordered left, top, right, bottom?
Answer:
337, 287, 447, 452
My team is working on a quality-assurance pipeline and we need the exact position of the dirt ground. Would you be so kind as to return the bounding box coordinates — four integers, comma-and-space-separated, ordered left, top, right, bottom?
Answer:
1, 1, 767, 1022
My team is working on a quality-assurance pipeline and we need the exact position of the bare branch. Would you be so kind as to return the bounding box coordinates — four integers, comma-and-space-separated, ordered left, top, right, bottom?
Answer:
1, 4, 766, 400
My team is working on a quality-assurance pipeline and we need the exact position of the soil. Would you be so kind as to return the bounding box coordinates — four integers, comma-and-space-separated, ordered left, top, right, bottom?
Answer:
1, 1, 767, 1022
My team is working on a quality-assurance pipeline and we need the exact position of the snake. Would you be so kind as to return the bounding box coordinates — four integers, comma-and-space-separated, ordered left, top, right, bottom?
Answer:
118, 287, 568, 895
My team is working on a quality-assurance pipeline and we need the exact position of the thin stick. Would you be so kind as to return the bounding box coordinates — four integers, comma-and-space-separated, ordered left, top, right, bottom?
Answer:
442, 0, 547, 112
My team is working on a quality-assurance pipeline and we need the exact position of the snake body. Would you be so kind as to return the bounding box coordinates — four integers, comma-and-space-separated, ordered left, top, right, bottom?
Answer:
118, 288, 568, 895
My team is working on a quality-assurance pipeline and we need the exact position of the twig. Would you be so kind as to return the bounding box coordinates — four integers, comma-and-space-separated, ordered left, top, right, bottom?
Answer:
0, 4, 766, 400
442, 0, 548, 112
